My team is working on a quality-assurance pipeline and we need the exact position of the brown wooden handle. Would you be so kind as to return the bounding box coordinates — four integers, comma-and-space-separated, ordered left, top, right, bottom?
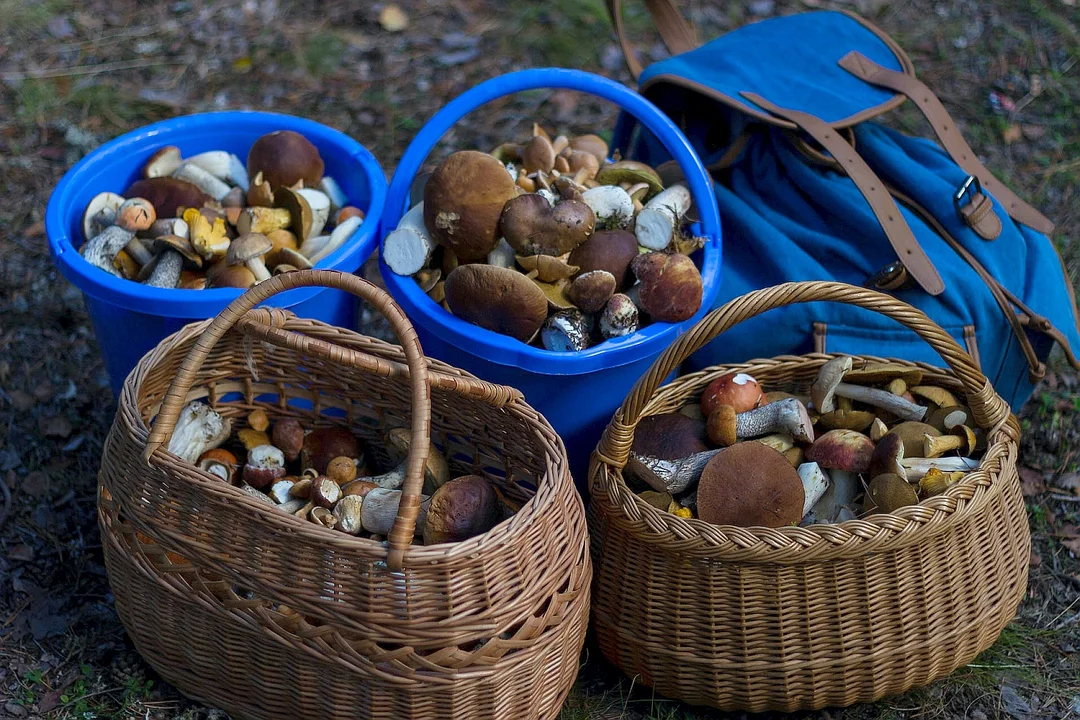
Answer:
595, 281, 1011, 468
607, 0, 700, 79
142, 269, 435, 571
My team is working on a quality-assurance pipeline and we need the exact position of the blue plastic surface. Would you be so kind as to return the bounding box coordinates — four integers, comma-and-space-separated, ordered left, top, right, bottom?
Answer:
46, 111, 387, 396
379, 68, 723, 489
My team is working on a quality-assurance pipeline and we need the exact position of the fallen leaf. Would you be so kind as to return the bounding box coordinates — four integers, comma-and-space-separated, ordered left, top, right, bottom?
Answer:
37, 691, 61, 714
1002, 124, 1023, 144
23, 221, 44, 238
8, 545, 34, 562
1019, 466, 1045, 496
1051, 472, 1080, 496
1021, 124, 1046, 141
1029, 549, 1042, 567
40, 416, 72, 439
1000, 684, 1032, 719
378, 4, 409, 32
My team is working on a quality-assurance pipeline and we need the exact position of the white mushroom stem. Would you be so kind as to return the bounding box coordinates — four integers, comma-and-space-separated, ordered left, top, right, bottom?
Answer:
144, 250, 182, 288
81, 225, 135, 276
298, 188, 331, 237
228, 153, 249, 191
308, 215, 362, 264
635, 183, 691, 250
173, 162, 232, 201
368, 462, 407, 490
537, 188, 558, 207
835, 383, 927, 422
900, 456, 979, 479
333, 495, 365, 535
125, 237, 155, 266
383, 203, 435, 275
798, 462, 830, 518
487, 237, 516, 268
166, 402, 232, 464
246, 256, 272, 283
810, 468, 856, 523
145, 218, 189, 241
582, 185, 634, 226
298, 234, 331, 259
628, 448, 719, 495
736, 398, 815, 443
360, 488, 430, 535
319, 176, 348, 211
186, 151, 233, 180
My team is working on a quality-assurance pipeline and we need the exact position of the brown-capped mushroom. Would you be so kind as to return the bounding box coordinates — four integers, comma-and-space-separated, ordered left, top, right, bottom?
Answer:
566, 270, 616, 313
928, 406, 974, 432
707, 398, 815, 447
869, 432, 906, 481
197, 448, 238, 483
909, 385, 959, 410
325, 456, 358, 486
206, 262, 256, 289
569, 134, 609, 163
599, 293, 639, 339
632, 413, 709, 461
889, 421, 940, 457
423, 150, 518, 260
385, 426, 450, 495
272, 418, 305, 462
818, 408, 875, 431
923, 425, 977, 457
515, 253, 579, 282
360, 488, 430, 536
568, 228, 639, 289
841, 363, 924, 386
701, 372, 764, 415
521, 135, 556, 174
805, 429, 874, 473
227, 233, 273, 282
247, 171, 274, 207
630, 251, 703, 323
423, 475, 503, 545
698, 442, 804, 528
811, 356, 927, 421
247, 130, 324, 189
581, 185, 634, 228
243, 444, 287, 489
866, 473, 919, 513
500, 194, 596, 256
126, 177, 212, 219
310, 476, 342, 508
274, 185, 313, 242
444, 264, 548, 343
302, 428, 360, 475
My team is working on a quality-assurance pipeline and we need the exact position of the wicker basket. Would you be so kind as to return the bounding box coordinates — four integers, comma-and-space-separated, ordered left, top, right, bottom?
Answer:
588, 281, 1028, 713
97, 269, 591, 720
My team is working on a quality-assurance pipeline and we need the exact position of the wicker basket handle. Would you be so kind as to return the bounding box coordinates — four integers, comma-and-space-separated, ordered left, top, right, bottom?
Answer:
597, 281, 1012, 467
143, 268, 453, 570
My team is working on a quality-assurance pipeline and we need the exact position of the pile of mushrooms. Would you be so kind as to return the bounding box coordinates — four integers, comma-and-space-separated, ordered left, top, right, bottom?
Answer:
626, 357, 984, 527
165, 400, 514, 544
79, 130, 366, 289
383, 123, 706, 351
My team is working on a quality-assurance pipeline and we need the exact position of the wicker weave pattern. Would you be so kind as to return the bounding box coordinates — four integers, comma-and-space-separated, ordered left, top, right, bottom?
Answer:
588, 282, 1029, 712
98, 270, 590, 719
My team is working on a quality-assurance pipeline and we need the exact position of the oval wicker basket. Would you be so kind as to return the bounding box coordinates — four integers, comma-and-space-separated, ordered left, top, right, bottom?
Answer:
588, 281, 1029, 713
97, 269, 591, 720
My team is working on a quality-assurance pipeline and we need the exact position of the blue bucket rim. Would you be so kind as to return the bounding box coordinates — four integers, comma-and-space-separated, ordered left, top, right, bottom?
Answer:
379, 67, 723, 375
46, 110, 387, 317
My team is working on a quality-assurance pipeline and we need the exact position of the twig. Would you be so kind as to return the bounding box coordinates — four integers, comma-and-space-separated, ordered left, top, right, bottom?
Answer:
1, 57, 191, 82
1053, 609, 1080, 630
1035, 158, 1080, 177
0, 471, 11, 530
60, 687, 123, 709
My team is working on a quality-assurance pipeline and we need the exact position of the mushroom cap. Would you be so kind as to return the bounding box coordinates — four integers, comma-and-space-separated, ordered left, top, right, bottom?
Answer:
115, 198, 157, 232
126, 177, 212, 219
275, 185, 314, 241
566, 270, 616, 314
700, 372, 764, 415
805, 429, 874, 473
246, 130, 324, 189
630, 251, 703, 323
302, 427, 360, 475
515, 253, 579, 283
227, 233, 273, 265
818, 408, 875, 431
706, 405, 739, 447
82, 191, 125, 240
500, 194, 596, 257
154, 234, 203, 267
271, 417, 305, 462
143, 145, 183, 178
599, 293, 639, 338
277, 246, 313, 270
866, 473, 919, 514
206, 263, 256, 289
810, 356, 854, 414
631, 413, 709, 460
928, 405, 974, 432
697, 442, 805, 528
595, 160, 663, 196
423, 475, 503, 545
889, 421, 940, 458
423, 150, 518, 260
568, 229, 639, 289
869, 432, 906, 480
444, 264, 549, 343
521, 135, 556, 173
568, 134, 609, 163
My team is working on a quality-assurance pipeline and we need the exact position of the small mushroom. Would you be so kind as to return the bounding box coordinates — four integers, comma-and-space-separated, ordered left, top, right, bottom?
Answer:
310, 505, 337, 528
909, 385, 960, 410
923, 425, 978, 458
227, 233, 274, 282
568, 134, 609, 163
206, 262, 256, 289
595, 161, 663, 196
272, 418, 305, 462
581, 185, 634, 228
805, 429, 874, 473
384, 202, 436, 276
599, 293, 639, 339
841, 363, 924, 386
247, 171, 274, 207
423, 475, 503, 545
521, 135, 556, 174
197, 448, 239, 483
385, 426, 450, 495
236, 206, 292, 236
631, 413, 709, 461
919, 468, 966, 497
237, 429, 271, 451
81, 225, 136, 277
541, 309, 591, 352
143, 146, 183, 178
869, 432, 906, 481
243, 444, 287, 489
341, 478, 378, 498
302, 428, 360, 475
890, 421, 941, 458
360, 488, 431, 536
700, 372, 764, 415
310, 476, 342, 508
333, 495, 365, 535
297, 188, 331, 237
167, 401, 231, 464
635, 184, 691, 250
247, 130, 324, 189
275, 185, 314, 242
630, 251, 703, 323
811, 356, 927, 421
500, 194, 596, 256
264, 228, 299, 267
866, 473, 919, 513
566, 270, 616, 313
424, 150, 519, 260
568, 229, 639, 289
706, 398, 815, 447
697, 442, 804, 528
444, 264, 548, 343
326, 456, 359, 486
82, 191, 125, 240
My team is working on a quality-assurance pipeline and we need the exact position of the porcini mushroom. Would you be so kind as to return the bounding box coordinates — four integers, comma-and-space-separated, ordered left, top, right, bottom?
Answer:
599, 293, 639, 338
423, 475, 503, 545
166, 401, 232, 464
243, 444, 287, 488
630, 251, 703, 323
568, 229, 639, 289
360, 487, 430, 536
700, 372, 764, 415
297, 188, 331, 237
631, 413, 709, 461
247, 130, 324, 189
272, 418, 305, 462
500, 194, 596, 256
595, 160, 663, 196
444, 264, 548, 343
697, 442, 804, 528
274, 185, 314, 242
635, 184, 691, 250
566, 270, 616, 313
197, 448, 238, 483
125, 176, 212, 218
541, 309, 591, 352
302, 427, 360, 475
706, 398, 815, 447
424, 150, 518, 260
581, 185, 634, 228
383, 202, 436, 276
805, 429, 875, 473
869, 432, 906, 481
811, 356, 927, 421
227, 233, 274, 282
797, 462, 830, 518
866, 473, 919, 514
385, 426, 450, 495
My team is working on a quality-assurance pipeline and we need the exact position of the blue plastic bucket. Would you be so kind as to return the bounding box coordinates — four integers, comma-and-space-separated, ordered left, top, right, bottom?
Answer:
46, 111, 387, 397
379, 68, 723, 489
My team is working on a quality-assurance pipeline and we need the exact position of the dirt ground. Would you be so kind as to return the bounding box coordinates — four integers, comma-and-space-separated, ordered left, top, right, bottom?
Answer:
1, 0, 1078, 718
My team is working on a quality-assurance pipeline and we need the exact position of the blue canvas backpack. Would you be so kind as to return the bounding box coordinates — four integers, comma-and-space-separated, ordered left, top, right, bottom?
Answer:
607, 0, 1080, 409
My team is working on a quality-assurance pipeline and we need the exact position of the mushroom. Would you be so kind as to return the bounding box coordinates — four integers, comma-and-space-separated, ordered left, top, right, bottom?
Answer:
909, 385, 960, 410
227, 233, 274, 282
383, 202, 436, 276
236, 206, 292, 236
923, 425, 978, 458
444, 264, 549, 343
521, 135, 556, 173
341, 478, 378, 498
805, 429, 874, 473
423, 475, 503, 545
599, 293, 639, 338
326, 456, 358, 486
869, 432, 906, 481
899, 456, 979, 479
82, 191, 126, 241
361, 487, 431, 535
630, 251, 703, 323
809, 468, 857, 523
500, 194, 596, 256
264, 228, 299, 267
243, 445, 287, 488
869, 417, 889, 442
184, 208, 230, 263
274, 185, 314, 242
515, 253, 579, 282
631, 413, 709, 461
197, 448, 239, 483
144, 234, 202, 288
237, 429, 271, 451
141, 246, 182, 288
296, 188, 331, 237
307, 215, 362, 265
385, 426, 450, 495
337, 206, 364, 225
302, 427, 360, 475
81, 225, 137, 277
486, 237, 517, 269
811, 356, 927, 421
797, 462, 830, 518
541, 309, 591, 352
424, 150, 519, 260
310, 476, 342, 508
817, 408, 875, 431
276, 247, 312, 272
318, 176, 348, 212
928, 406, 974, 432
272, 418, 305, 462
635, 184, 691, 250
248, 409, 270, 433
125, 177, 212, 218
756, 434, 794, 453
627, 447, 720, 495
841, 363, 924, 386
568, 228, 639, 289
247, 171, 274, 207
889, 421, 941, 457
332, 495, 365, 535
173, 162, 232, 202
700, 372, 764, 415
143, 146, 183, 178
637, 490, 674, 511
697, 442, 804, 528
166, 401, 231, 464
581, 185, 634, 228
566, 270, 616, 313
310, 505, 337, 528
247, 130, 324, 189
595, 161, 663, 196
206, 262, 256, 289
706, 398, 815, 447
866, 473, 919, 513
919, 468, 966, 497
269, 479, 296, 504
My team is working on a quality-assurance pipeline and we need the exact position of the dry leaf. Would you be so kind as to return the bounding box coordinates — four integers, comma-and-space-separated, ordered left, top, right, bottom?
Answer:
1019, 466, 1045, 496
1063, 537, 1080, 556
1051, 472, 1080, 496
1002, 124, 1023, 144
1029, 549, 1042, 567
378, 4, 409, 32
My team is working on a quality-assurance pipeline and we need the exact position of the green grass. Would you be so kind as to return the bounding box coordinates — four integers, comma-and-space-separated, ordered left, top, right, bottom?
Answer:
0, 0, 72, 37
12, 78, 169, 128
303, 31, 347, 77
504, 0, 652, 67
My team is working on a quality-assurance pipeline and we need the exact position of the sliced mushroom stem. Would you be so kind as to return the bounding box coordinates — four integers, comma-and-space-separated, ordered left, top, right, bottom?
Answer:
81, 225, 135, 276
634, 183, 691, 250
360, 488, 430, 535
487, 237, 516, 268
145, 249, 183, 288
900, 456, 979, 479
628, 448, 720, 495
384, 202, 435, 275
835, 382, 927, 421
581, 185, 634, 227
173, 162, 232, 201
307, 215, 362, 265
797, 462, 830, 518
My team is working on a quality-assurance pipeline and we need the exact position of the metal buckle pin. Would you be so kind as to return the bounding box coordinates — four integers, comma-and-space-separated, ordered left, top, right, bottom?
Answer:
953, 175, 982, 212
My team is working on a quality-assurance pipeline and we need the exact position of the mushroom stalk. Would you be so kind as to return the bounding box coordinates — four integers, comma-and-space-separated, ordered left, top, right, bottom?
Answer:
81, 225, 134, 276
582, 185, 634, 227
797, 462, 830, 518
628, 448, 719, 495
308, 215, 362, 264
144, 249, 183, 288
167, 401, 232, 464
900, 456, 979, 478
486, 237, 516, 268
809, 468, 856, 523
319, 176, 348, 211
635, 183, 691, 250
736, 399, 815, 442
834, 382, 927, 421
173, 162, 232, 201
125, 237, 155, 266
384, 202, 435, 275
367, 463, 406, 490
360, 488, 431, 535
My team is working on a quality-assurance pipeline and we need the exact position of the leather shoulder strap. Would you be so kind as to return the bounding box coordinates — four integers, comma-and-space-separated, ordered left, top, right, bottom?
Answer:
743, 91, 945, 296
607, 0, 700, 79
839, 51, 1055, 235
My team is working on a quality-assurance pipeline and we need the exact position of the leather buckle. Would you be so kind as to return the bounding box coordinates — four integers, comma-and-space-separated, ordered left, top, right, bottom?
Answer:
865, 261, 916, 291
953, 175, 982, 213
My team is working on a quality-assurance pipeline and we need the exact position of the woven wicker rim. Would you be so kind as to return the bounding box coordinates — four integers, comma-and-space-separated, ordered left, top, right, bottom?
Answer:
590, 281, 1017, 555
